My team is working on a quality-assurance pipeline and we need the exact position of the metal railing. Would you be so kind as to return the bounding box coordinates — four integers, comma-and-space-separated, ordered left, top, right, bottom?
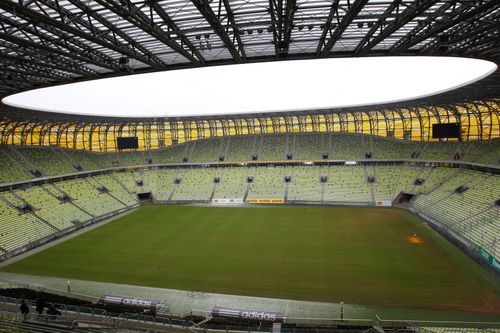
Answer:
1, 289, 499, 333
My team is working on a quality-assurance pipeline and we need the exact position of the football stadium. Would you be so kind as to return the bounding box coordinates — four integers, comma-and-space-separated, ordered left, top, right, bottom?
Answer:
0, 0, 499, 332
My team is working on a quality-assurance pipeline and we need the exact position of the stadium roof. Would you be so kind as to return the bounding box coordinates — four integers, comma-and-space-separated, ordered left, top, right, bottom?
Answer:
0, 0, 499, 120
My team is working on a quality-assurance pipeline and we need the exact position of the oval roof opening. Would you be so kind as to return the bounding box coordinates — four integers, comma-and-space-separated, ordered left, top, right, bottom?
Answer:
2, 56, 497, 118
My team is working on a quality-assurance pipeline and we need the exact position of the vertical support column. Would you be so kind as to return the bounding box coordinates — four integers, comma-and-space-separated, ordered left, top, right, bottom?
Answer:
157, 121, 165, 148
170, 120, 178, 145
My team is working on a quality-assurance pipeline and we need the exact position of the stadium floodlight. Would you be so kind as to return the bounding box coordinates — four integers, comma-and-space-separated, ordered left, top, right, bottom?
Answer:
2, 57, 496, 118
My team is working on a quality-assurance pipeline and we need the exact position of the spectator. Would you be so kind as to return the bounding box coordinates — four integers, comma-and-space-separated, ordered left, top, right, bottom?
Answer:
36, 297, 45, 315
46, 303, 61, 321
20, 300, 29, 320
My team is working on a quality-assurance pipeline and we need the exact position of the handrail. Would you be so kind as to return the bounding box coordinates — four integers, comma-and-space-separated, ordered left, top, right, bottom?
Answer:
378, 317, 500, 329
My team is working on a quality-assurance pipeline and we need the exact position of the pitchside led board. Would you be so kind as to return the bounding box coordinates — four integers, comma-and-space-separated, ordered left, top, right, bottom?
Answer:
117, 136, 139, 150
432, 123, 461, 139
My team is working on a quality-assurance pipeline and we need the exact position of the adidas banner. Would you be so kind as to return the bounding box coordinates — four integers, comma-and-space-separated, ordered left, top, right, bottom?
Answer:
212, 306, 286, 322
99, 295, 161, 309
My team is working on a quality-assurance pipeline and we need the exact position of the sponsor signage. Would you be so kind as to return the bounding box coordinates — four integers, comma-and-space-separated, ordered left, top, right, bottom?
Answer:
375, 200, 392, 207
99, 295, 161, 309
246, 198, 284, 204
212, 198, 244, 205
479, 247, 500, 272
212, 306, 286, 322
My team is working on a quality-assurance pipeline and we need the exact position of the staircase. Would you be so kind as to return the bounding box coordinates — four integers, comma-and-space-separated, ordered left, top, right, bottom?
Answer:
190, 316, 212, 328
167, 169, 184, 201
0, 194, 18, 210
56, 148, 78, 171
167, 183, 179, 202
223, 136, 231, 159
40, 185, 62, 199
243, 180, 251, 202
31, 211, 60, 232
284, 134, 291, 160
369, 183, 376, 204
110, 173, 134, 194
84, 178, 128, 208
320, 169, 326, 203
209, 168, 222, 201
185, 141, 197, 162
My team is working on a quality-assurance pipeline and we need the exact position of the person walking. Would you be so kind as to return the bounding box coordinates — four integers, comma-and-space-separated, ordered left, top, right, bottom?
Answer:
35, 297, 45, 317
20, 300, 29, 320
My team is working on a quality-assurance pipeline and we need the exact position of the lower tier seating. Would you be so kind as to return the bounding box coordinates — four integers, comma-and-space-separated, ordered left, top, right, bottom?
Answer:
246, 166, 287, 199
412, 170, 500, 259
287, 166, 323, 202
14, 187, 92, 230
171, 168, 216, 201
212, 168, 249, 199
0, 165, 498, 267
142, 169, 179, 201
0, 198, 54, 252
324, 166, 371, 202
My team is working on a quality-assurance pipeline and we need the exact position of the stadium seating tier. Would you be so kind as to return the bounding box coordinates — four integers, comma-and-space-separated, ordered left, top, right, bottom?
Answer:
0, 133, 498, 263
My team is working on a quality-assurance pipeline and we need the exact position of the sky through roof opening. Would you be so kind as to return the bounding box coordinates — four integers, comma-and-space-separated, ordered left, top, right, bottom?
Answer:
2, 57, 497, 118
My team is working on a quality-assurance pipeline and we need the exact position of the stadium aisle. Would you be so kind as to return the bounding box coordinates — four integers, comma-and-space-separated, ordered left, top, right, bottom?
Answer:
1, 271, 499, 323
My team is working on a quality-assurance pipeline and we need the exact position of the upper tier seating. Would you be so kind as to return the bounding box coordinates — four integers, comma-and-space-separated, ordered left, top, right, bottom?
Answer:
16, 148, 75, 176
258, 135, 287, 161
149, 144, 187, 164
61, 149, 109, 170
420, 141, 459, 160
462, 139, 500, 165
225, 136, 257, 161
291, 134, 324, 160
0, 149, 31, 183
114, 151, 148, 167
331, 134, 364, 160
188, 138, 222, 163
0, 134, 497, 186
371, 137, 420, 159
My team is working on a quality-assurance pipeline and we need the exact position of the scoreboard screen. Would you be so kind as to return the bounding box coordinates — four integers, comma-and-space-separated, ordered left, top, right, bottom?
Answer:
117, 137, 139, 150
432, 123, 460, 139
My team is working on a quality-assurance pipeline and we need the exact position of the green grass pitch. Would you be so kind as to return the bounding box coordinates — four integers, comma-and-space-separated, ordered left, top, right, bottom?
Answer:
2, 205, 499, 313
